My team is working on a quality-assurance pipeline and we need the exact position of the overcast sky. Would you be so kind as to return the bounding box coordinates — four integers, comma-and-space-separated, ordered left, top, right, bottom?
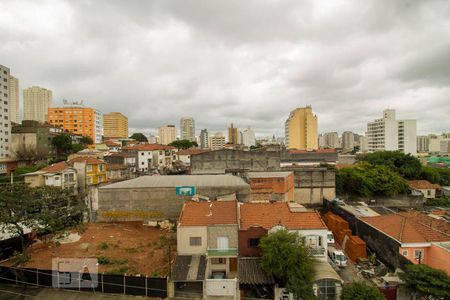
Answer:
1, 0, 449, 137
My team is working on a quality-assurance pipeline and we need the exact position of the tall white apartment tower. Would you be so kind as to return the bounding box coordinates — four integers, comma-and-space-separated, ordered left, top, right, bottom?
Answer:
24, 86, 53, 123
0, 64, 12, 158
367, 109, 416, 155
180, 117, 195, 142
8, 76, 19, 124
242, 127, 256, 147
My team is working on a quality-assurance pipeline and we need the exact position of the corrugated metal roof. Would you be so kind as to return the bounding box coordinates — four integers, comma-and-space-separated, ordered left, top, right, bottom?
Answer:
313, 260, 343, 283
100, 174, 249, 189
238, 258, 274, 285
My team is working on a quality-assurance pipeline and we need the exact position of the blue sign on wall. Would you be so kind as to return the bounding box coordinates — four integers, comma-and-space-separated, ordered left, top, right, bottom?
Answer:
176, 186, 196, 196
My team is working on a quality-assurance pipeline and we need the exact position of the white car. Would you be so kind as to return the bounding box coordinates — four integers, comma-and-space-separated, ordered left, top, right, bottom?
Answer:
327, 231, 335, 244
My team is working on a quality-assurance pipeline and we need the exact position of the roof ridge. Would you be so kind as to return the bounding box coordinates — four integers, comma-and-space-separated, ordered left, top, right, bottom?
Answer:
398, 215, 406, 241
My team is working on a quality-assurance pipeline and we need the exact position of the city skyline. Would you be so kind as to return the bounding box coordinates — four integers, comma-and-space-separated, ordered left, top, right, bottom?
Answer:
1, 1, 449, 137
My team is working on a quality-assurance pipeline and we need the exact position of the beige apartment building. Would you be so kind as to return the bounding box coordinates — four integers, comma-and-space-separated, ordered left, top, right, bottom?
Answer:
24, 86, 53, 123
159, 124, 176, 145
285, 106, 318, 150
180, 117, 195, 142
103, 112, 128, 139
0, 64, 12, 158
9, 75, 19, 124
209, 132, 225, 150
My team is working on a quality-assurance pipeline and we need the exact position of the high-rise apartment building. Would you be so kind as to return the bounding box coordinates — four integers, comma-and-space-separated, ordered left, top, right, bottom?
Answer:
242, 127, 256, 147
367, 109, 416, 155
342, 131, 355, 150
0, 64, 12, 158
209, 132, 225, 150
417, 136, 429, 153
200, 129, 209, 148
180, 117, 195, 142
285, 106, 318, 150
8, 76, 19, 124
323, 132, 339, 149
228, 123, 238, 144
48, 101, 103, 143
159, 125, 176, 145
428, 134, 447, 153
24, 86, 53, 123
103, 112, 128, 139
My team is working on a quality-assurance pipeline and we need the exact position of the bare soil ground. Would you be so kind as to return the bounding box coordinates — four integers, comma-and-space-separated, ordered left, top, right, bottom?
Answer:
2, 222, 176, 277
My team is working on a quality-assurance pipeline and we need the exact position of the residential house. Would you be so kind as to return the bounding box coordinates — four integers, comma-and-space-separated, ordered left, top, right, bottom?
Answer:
106, 163, 134, 182
23, 161, 78, 193
408, 180, 441, 199
360, 211, 450, 274
68, 156, 107, 189
0, 158, 19, 176
103, 152, 137, 175
122, 143, 177, 173
104, 140, 122, 152
172, 200, 239, 300
247, 172, 294, 202
176, 148, 210, 166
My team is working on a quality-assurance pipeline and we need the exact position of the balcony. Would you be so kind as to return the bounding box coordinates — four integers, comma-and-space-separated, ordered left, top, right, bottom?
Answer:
207, 248, 238, 257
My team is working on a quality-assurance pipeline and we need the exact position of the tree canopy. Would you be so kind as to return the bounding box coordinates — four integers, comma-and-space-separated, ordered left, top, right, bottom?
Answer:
52, 134, 73, 156
342, 281, 384, 300
259, 229, 315, 299
336, 163, 409, 197
400, 264, 450, 300
129, 133, 148, 143
360, 151, 422, 179
169, 139, 198, 149
0, 184, 85, 259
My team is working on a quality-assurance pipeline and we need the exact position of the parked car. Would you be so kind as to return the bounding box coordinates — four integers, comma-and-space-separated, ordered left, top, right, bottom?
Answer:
328, 246, 347, 267
327, 231, 335, 244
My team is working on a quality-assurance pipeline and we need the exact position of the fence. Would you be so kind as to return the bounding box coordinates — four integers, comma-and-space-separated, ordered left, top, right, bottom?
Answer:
0, 266, 167, 298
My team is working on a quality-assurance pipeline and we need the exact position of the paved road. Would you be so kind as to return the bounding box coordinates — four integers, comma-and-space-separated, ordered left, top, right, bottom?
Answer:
0, 284, 148, 300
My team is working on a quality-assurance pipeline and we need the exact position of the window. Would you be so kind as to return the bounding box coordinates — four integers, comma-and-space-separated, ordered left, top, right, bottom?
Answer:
98, 164, 104, 171
217, 237, 229, 249
248, 238, 259, 247
427, 190, 431, 196
414, 249, 424, 260
98, 175, 103, 183
189, 237, 202, 246
402, 250, 408, 257
86, 165, 92, 172
211, 258, 226, 264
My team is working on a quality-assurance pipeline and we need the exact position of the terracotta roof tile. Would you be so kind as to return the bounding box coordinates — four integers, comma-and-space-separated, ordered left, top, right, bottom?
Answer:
107, 164, 127, 170
361, 212, 450, 243
288, 149, 336, 154
177, 148, 210, 156
408, 180, 440, 190
68, 156, 105, 165
239, 202, 327, 230
178, 201, 238, 226
40, 161, 71, 173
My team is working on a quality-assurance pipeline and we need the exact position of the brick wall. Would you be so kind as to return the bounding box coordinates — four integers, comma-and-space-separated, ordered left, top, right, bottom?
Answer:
238, 226, 268, 257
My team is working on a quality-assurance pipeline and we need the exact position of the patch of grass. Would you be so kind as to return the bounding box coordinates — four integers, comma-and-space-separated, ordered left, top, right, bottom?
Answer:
151, 271, 158, 278
98, 256, 112, 265
98, 242, 109, 250
105, 267, 129, 275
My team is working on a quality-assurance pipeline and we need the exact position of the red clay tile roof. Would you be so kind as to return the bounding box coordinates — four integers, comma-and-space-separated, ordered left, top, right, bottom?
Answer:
123, 143, 176, 151
107, 152, 136, 158
107, 163, 127, 170
360, 212, 450, 244
68, 156, 105, 165
178, 201, 238, 226
40, 161, 71, 173
239, 202, 327, 230
408, 180, 440, 190
104, 140, 121, 147
177, 148, 210, 156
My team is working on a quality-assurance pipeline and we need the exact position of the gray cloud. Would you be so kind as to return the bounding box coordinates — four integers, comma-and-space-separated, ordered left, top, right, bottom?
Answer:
0, 0, 449, 138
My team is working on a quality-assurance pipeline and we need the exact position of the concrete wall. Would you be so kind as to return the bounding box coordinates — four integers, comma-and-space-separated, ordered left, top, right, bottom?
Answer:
177, 226, 207, 255
97, 185, 250, 221
207, 225, 238, 249
24, 174, 44, 187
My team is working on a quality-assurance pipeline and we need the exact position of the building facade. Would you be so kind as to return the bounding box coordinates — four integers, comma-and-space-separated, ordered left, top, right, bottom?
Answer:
159, 125, 176, 145
180, 117, 195, 142
48, 102, 103, 143
122, 143, 177, 172
200, 128, 209, 148
0, 64, 12, 158
242, 127, 256, 147
367, 109, 417, 155
228, 123, 238, 144
8, 75, 19, 124
323, 132, 339, 149
103, 112, 128, 139
23, 86, 53, 123
209, 132, 225, 150
285, 106, 318, 150
341, 131, 355, 150
417, 135, 429, 153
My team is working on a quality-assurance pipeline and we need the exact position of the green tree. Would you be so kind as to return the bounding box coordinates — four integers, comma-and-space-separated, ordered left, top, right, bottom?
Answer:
421, 166, 450, 186
80, 136, 93, 145
400, 264, 450, 300
259, 230, 315, 299
169, 139, 198, 149
52, 134, 73, 156
0, 184, 85, 260
342, 282, 384, 300
360, 151, 422, 179
129, 133, 148, 143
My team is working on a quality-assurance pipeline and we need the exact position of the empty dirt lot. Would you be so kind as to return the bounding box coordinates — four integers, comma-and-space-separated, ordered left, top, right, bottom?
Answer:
3, 222, 176, 277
